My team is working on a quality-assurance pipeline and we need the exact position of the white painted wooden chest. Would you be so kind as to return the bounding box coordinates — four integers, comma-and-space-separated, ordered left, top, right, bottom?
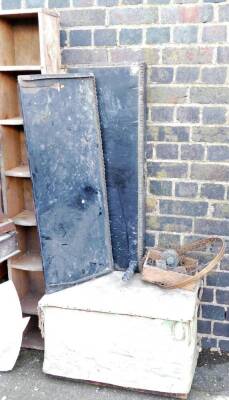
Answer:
38, 272, 200, 398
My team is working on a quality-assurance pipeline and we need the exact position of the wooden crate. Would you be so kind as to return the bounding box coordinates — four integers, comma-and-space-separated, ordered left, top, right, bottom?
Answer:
0, 8, 60, 349
39, 272, 200, 398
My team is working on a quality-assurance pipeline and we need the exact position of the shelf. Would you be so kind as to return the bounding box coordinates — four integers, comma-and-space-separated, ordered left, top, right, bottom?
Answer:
13, 210, 36, 226
10, 253, 42, 272
0, 117, 23, 125
21, 291, 41, 315
0, 65, 41, 72
22, 315, 44, 351
5, 165, 30, 178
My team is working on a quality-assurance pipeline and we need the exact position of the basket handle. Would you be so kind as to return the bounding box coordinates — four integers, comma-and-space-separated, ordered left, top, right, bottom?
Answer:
166, 237, 225, 289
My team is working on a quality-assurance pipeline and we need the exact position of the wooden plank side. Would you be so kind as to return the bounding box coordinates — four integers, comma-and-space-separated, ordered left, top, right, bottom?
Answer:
38, 12, 61, 74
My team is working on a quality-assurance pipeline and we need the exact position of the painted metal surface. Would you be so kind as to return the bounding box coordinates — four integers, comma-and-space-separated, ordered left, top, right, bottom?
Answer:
69, 65, 146, 271
19, 74, 113, 293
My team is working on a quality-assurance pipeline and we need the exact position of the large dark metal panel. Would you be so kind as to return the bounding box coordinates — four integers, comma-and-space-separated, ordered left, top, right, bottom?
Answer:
19, 74, 113, 293
69, 65, 145, 271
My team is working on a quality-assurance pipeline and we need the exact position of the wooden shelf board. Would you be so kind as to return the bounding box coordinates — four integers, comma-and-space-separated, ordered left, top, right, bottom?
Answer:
10, 253, 42, 272
13, 210, 36, 226
22, 316, 44, 350
5, 165, 30, 178
21, 291, 42, 315
0, 117, 23, 125
0, 65, 41, 72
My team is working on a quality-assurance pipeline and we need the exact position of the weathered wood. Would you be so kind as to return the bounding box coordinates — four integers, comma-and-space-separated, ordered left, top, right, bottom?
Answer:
0, 218, 15, 235
0, 231, 19, 263
39, 272, 199, 396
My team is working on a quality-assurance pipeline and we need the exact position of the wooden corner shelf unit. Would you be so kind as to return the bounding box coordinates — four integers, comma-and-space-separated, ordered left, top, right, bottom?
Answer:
0, 8, 61, 349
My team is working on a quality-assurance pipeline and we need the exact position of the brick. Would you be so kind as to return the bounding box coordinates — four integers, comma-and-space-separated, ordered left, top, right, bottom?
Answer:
203, 25, 226, 43
49, 0, 70, 6
201, 288, 214, 302
60, 30, 67, 47
148, 0, 170, 3
202, 67, 227, 84
195, 219, 229, 236
160, 200, 208, 217
147, 162, 188, 179
173, 26, 198, 44
143, 48, 160, 64
60, 9, 105, 27
219, 340, 229, 353
208, 145, 229, 162
150, 67, 173, 84
226, 309, 229, 321
213, 322, 229, 337
198, 320, 211, 334
202, 305, 225, 320
219, 4, 229, 21
146, 27, 170, 44
146, 196, 157, 213
201, 184, 225, 200
218, 47, 229, 65
110, 48, 144, 63
216, 290, 229, 305
207, 272, 229, 287
94, 29, 116, 46
177, 107, 200, 123
201, 337, 217, 350
147, 87, 187, 104
145, 232, 155, 247
203, 107, 226, 125
145, 143, 153, 159
2, 0, 21, 8
191, 164, 229, 181
109, 7, 158, 25
69, 30, 91, 46
158, 233, 181, 247
191, 87, 229, 104
161, 7, 178, 23
25, 0, 45, 6
176, 67, 199, 83
181, 144, 204, 161
156, 144, 178, 159
119, 29, 142, 45
151, 107, 174, 123
192, 127, 229, 144
175, 182, 198, 198
149, 180, 172, 196
204, 0, 226, 2
220, 256, 229, 271
179, 5, 213, 23
122, 0, 143, 3
146, 215, 192, 233
147, 126, 189, 142
213, 204, 229, 219
62, 49, 108, 65
163, 47, 213, 65
97, 0, 118, 5
73, 0, 94, 5
176, 0, 199, 2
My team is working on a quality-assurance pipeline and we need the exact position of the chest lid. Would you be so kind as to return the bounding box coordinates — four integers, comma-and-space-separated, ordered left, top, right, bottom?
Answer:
39, 272, 199, 323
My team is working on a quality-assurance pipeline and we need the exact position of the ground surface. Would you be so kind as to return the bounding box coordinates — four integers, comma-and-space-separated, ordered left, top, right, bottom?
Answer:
0, 350, 228, 400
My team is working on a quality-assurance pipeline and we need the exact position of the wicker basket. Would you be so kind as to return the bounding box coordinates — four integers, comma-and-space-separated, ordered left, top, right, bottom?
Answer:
142, 237, 225, 291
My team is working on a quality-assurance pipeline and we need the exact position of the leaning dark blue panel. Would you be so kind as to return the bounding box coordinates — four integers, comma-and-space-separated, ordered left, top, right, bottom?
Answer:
18, 74, 113, 293
69, 65, 145, 271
